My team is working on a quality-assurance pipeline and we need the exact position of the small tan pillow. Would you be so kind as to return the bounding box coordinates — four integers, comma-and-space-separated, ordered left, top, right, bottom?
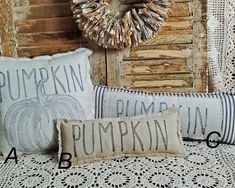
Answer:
57, 108, 185, 165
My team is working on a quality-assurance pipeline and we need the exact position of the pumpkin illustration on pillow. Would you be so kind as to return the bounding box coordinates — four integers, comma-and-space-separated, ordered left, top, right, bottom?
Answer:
4, 79, 85, 152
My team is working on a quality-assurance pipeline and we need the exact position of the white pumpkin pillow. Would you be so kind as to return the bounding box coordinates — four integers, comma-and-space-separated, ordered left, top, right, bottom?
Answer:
0, 48, 94, 156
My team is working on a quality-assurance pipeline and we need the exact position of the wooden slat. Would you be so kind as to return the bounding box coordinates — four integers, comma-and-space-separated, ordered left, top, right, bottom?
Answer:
127, 48, 192, 60
132, 79, 192, 88
169, 2, 192, 17
158, 30, 193, 35
121, 74, 194, 88
142, 32, 193, 45
13, 1, 191, 16
174, 0, 192, 2
107, 49, 128, 86
13, 0, 68, 7
16, 17, 79, 33
17, 43, 85, 57
87, 43, 107, 85
121, 59, 189, 74
17, 32, 85, 47
191, 0, 207, 92
128, 87, 196, 93
0, 1, 18, 56
14, 3, 72, 20
162, 21, 193, 31
168, 17, 194, 21
133, 44, 192, 51
29, 0, 68, 6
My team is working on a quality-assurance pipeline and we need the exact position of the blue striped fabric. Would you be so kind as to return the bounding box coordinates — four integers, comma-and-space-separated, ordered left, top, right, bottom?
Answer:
219, 93, 235, 144
94, 85, 235, 145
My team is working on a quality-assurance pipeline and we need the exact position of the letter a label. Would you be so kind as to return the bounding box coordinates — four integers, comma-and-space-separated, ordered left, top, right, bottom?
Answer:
4, 147, 18, 164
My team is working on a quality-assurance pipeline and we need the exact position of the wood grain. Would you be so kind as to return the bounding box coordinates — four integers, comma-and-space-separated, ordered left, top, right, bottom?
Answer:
121, 74, 194, 88
121, 59, 189, 74
0, 0, 207, 89
17, 32, 85, 47
14, 3, 72, 20
13, 0, 68, 7
106, 0, 207, 92
144, 31, 193, 45
169, 2, 192, 17
16, 17, 78, 33
128, 48, 192, 59
0, 1, 18, 56
0, 0, 106, 85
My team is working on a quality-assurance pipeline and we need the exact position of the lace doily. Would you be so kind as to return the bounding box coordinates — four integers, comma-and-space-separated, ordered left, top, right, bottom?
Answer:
222, 0, 235, 92
207, 0, 235, 92
1, 141, 235, 187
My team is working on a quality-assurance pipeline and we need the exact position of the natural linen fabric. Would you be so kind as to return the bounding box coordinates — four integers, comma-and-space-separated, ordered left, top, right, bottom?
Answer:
94, 85, 235, 145
0, 48, 94, 156
57, 108, 185, 165
207, 0, 235, 92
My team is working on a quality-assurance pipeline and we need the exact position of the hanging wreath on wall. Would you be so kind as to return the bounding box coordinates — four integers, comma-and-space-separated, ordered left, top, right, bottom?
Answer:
71, 0, 173, 49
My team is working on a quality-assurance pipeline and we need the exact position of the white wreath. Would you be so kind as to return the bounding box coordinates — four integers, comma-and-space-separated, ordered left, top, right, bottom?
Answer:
71, 0, 172, 49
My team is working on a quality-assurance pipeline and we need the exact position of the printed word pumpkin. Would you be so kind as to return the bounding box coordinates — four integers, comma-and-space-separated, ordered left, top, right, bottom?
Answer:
71, 0, 173, 49
4, 79, 85, 152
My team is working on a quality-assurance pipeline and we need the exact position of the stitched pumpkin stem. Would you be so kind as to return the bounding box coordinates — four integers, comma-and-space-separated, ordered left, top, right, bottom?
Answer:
36, 79, 48, 105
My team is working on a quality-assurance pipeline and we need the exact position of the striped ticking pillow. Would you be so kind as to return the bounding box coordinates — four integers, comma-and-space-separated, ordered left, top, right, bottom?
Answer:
94, 85, 235, 145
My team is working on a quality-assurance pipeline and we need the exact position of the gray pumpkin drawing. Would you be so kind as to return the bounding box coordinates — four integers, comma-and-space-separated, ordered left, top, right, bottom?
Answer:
4, 79, 85, 152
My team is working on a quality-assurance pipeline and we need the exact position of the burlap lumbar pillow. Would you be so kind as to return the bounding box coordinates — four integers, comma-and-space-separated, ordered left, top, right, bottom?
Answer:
57, 108, 185, 165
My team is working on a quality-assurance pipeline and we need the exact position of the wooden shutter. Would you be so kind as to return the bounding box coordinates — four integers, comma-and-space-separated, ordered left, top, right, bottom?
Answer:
0, 0, 106, 85
0, 0, 207, 92
107, 0, 207, 92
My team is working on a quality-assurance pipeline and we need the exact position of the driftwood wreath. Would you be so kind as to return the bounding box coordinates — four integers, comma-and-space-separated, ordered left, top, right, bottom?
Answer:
71, 0, 173, 49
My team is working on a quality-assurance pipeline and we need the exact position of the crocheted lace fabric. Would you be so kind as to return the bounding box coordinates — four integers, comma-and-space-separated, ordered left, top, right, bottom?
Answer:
1, 141, 235, 187
208, 0, 235, 92
223, 0, 235, 92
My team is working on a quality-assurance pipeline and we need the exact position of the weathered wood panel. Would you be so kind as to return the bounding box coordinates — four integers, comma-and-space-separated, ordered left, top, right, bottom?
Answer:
146, 31, 194, 45
107, 0, 207, 92
122, 74, 194, 88
16, 17, 78, 33
13, 0, 68, 6
17, 32, 85, 47
0, 0, 208, 90
14, 4, 72, 20
127, 48, 192, 59
17, 44, 82, 57
122, 59, 189, 74
169, 2, 192, 17
0, 1, 17, 56
0, 0, 106, 85
163, 21, 193, 30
